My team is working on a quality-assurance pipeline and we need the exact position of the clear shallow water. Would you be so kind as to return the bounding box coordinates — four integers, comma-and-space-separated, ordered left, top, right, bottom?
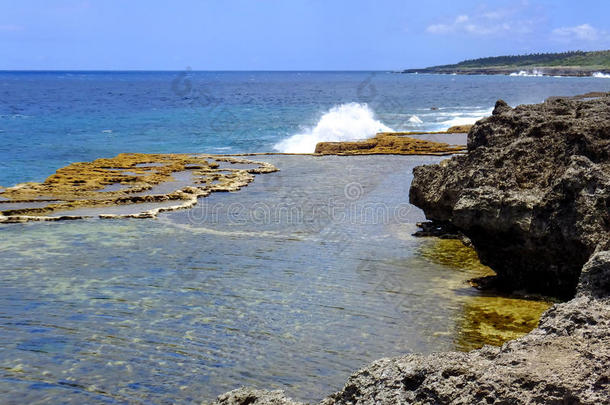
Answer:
0, 155, 542, 403
0, 72, 593, 402
2, 71, 610, 185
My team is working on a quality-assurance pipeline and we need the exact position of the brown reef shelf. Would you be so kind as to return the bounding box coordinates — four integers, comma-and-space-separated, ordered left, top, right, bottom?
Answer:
0, 153, 278, 223
314, 125, 472, 156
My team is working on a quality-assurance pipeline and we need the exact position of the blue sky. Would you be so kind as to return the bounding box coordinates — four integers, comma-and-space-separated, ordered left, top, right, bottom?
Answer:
1, 0, 609, 70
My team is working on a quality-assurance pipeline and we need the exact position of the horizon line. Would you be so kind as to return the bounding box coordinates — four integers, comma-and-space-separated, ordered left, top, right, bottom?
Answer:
0, 69, 398, 73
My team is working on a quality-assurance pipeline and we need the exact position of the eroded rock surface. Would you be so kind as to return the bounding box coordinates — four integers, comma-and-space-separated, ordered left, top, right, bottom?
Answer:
314, 127, 468, 156
213, 388, 302, 405
0, 153, 277, 223
410, 95, 610, 298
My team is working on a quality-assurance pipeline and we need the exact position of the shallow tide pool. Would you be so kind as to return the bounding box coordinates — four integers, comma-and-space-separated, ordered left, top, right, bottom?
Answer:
0, 155, 551, 403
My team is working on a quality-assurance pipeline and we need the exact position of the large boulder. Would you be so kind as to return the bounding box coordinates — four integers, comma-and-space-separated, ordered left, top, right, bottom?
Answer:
410, 95, 610, 298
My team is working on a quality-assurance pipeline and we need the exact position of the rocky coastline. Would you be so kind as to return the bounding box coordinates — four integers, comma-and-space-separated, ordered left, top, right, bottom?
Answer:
410, 95, 609, 299
213, 94, 609, 403
401, 66, 610, 77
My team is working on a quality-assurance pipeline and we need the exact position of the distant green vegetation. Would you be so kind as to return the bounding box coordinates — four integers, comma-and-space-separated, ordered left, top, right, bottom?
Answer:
435, 50, 610, 69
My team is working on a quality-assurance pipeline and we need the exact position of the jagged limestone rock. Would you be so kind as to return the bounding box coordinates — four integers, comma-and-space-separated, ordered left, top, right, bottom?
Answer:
410, 95, 610, 298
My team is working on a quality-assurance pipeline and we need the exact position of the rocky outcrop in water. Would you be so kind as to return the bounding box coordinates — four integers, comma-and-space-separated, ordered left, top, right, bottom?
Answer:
0, 153, 278, 223
314, 133, 464, 156
213, 388, 302, 405
314, 126, 470, 156
410, 94, 610, 298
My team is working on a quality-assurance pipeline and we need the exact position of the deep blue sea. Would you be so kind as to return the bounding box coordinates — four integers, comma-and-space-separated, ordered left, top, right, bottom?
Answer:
2, 71, 610, 186
1, 72, 609, 403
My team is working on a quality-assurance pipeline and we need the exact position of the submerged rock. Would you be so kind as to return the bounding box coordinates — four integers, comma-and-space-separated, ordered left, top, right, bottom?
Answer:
322, 252, 610, 405
214, 254, 609, 404
410, 94, 610, 298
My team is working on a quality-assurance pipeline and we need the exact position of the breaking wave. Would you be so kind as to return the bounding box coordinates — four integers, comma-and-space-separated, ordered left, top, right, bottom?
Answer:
413, 107, 494, 130
438, 108, 493, 128
273, 103, 392, 153
509, 70, 544, 77
592, 72, 610, 79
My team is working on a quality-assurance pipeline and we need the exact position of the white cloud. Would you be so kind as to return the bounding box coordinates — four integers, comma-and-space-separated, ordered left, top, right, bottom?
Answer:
482, 11, 504, 20
426, 15, 472, 34
426, 24, 452, 34
551, 24, 604, 41
455, 15, 469, 24
425, 6, 535, 37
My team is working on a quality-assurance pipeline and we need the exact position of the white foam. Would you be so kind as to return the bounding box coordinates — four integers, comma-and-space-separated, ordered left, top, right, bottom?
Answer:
439, 108, 493, 128
592, 72, 610, 78
273, 103, 392, 153
509, 70, 544, 77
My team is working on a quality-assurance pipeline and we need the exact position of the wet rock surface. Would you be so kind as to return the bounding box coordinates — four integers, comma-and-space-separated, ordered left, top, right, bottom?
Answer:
314, 127, 468, 156
213, 388, 302, 405
410, 95, 610, 298
412, 221, 463, 240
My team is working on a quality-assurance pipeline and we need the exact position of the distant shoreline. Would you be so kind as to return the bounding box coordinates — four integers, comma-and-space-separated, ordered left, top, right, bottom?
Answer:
400, 67, 610, 77
401, 50, 610, 77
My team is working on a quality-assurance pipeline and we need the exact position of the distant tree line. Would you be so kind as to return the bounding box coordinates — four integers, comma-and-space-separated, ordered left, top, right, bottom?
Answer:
434, 50, 610, 68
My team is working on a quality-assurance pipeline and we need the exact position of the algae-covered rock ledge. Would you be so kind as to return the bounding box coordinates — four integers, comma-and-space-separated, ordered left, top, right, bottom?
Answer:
0, 153, 278, 223
314, 126, 470, 156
